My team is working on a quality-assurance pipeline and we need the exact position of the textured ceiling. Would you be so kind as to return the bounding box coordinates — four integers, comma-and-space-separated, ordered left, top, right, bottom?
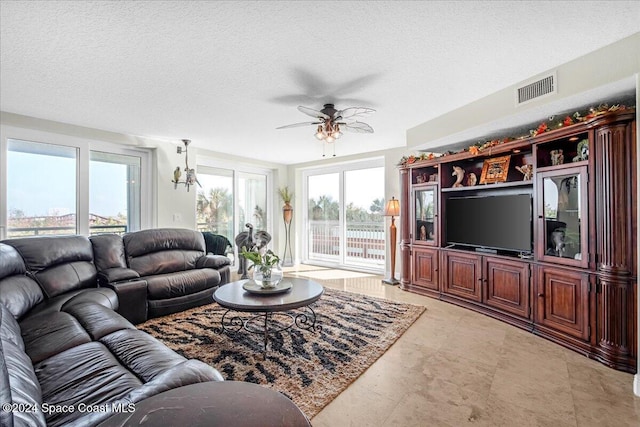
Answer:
1, 1, 639, 164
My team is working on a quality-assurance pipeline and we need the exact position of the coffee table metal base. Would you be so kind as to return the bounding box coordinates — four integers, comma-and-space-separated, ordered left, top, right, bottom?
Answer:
216, 305, 321, 356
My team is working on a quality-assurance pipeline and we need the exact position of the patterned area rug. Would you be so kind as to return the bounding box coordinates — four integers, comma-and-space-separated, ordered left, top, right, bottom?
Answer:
139, 287, 425, 418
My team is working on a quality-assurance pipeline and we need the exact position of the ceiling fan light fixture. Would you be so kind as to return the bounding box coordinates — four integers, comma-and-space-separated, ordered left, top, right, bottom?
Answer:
331, 123, 342, 139
277, 104, 375, 157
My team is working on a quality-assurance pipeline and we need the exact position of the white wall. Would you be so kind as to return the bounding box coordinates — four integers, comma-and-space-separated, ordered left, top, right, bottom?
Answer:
407, 32, 640, 151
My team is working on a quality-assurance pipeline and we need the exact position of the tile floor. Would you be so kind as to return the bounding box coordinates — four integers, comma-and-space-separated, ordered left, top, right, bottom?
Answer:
275, 265, 640, 427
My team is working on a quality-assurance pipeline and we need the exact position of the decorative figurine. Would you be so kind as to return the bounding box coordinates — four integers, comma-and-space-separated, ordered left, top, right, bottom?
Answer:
452, 166, 465, 187
550, 229, 566, 258
572, 139, 589, 162
550, 149, 564, 166
515, 164, 534, 181
467, 172, 477, 186
420, 225, 427, 240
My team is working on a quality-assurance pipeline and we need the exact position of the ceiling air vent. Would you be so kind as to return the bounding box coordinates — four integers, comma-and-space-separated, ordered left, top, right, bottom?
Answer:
516, 72, 557, 106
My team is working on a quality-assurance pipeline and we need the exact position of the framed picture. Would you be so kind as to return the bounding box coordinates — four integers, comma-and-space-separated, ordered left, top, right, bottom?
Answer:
479, 155, 511, 184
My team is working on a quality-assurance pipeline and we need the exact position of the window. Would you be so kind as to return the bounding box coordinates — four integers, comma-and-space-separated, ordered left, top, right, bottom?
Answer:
6, 139, 78, 237
238, 172, 267, 231
196, 161, 272, 260
1, 132, 151, 240
303, 159, 385, 272
196, 167, 234, 243
90, 151, 142, 234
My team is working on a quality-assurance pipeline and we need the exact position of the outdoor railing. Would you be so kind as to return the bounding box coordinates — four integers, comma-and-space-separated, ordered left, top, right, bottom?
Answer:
309, 220, 385, 266
7, 224, 128, 238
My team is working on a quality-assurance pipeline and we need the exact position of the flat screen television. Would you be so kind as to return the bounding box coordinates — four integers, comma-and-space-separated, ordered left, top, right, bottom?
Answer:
445, 194, 532, 253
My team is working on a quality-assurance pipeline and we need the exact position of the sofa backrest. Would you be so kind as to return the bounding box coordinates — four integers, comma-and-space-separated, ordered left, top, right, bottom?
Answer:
0, 243, 44, 319
2, 236, 97, 298
123, 228, 206, 276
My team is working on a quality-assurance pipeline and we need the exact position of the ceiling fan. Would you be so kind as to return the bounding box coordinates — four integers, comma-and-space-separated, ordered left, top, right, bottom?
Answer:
276, 104, 375, 157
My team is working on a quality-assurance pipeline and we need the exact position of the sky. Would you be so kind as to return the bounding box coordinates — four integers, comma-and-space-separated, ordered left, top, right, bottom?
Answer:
308, 166, 385, 212
7, 150, 129, 217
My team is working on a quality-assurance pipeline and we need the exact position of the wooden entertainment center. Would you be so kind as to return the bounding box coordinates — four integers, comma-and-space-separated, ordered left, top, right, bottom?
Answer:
399, 109, 637, 373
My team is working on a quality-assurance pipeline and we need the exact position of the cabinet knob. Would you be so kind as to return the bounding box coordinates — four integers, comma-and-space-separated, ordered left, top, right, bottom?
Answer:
537, 293, 544, 297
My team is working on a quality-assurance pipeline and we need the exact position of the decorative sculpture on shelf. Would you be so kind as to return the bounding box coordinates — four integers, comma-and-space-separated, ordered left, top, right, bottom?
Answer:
550, 149, 564, 166
466, 172, 477, 186
515, 164, 534, 181
572, 139, 589, 162
452, 166, 465, 187
235, 223, 272, 279
550, 229, 566, 258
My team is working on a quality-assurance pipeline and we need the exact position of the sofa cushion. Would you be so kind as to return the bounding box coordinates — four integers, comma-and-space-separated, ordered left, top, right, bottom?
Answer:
0, 303, 47, 427
23, 288, 118, 319
0, 243, 44, 319
100, 329, 187, 382
3, 236, 97, 298
35, 341, 144, 427
20, 310, 93, 364
145, 269, 220, 300
123, 228, 207, 276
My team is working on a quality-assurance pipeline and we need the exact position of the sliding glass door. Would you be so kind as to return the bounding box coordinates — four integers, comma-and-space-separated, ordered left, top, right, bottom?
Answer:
196, 163, 271, 264
304, 159, 384, 272
307, 173, 341, 263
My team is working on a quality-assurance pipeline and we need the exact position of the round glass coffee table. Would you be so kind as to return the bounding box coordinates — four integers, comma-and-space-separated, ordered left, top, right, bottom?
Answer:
213, 277, 323, 356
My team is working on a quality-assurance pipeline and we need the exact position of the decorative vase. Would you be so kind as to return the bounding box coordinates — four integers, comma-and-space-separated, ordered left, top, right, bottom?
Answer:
282, 202, 293, 224
253, 265, 283, 289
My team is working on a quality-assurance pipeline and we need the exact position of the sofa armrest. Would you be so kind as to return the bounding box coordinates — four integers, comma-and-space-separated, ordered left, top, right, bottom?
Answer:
101, 279, 148, 325
97, 267, 140, 285
196, 254, 231, 270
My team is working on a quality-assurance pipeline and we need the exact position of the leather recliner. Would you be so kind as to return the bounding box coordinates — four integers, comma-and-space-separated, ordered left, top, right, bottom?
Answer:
91, 228, 231, 323
0, 242, 224, 427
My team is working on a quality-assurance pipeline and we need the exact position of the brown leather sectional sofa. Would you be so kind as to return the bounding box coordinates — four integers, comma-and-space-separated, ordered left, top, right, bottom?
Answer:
0, 228, 231, 426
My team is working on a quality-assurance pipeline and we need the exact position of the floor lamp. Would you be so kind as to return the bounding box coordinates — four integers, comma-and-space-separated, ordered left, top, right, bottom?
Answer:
382, 197, 400, 285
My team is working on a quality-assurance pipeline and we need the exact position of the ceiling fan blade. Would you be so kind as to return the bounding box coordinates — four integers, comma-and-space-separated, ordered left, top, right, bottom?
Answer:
276, 121, 321, 129
298, 105, 330, 120
342, 121, 374, 133
336, 107, 376, 120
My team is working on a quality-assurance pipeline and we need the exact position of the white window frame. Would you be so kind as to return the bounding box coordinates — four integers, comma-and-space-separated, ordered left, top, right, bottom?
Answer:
196, 156, 274, 259
301, 157, 385, 273
0, 124, 152, 239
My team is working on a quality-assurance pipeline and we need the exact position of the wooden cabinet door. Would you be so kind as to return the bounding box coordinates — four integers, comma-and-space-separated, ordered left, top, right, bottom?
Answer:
535, 266, 590, 341
412, 247, 439, 291
442, 251, 482, 302
483, 257, 530, 319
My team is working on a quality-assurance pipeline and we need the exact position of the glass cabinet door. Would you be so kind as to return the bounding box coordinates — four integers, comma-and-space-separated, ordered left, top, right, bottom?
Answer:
413, 185, 437, 245
536, 166, 588, 268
